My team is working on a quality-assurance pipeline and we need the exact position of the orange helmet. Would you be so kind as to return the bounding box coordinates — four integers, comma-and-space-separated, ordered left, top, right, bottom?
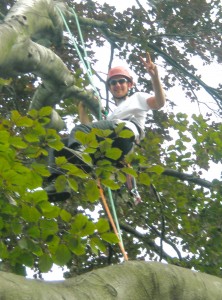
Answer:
106, 66, 133, 84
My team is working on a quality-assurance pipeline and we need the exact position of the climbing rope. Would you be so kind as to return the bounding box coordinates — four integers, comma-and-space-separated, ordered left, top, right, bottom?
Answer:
56, 6, 102, 120
56, 6, 128, 260
98, 180, 128, 261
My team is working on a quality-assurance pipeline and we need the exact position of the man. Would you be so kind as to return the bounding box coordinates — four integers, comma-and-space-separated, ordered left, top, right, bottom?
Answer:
46, 52, 166, 201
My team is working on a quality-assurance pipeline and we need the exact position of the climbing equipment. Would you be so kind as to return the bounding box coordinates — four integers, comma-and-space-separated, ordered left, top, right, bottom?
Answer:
126, 174, 142, 205
98, 180, 128, 261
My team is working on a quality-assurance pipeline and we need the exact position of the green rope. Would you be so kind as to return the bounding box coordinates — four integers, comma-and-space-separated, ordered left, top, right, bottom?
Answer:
107, 188, 125, 247
56, 6, 101, 120
71, 8, 93, 78
56, 5, 126, 255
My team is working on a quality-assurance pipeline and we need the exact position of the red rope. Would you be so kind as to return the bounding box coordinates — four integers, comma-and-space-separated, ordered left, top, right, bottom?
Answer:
98, 180, 128, 261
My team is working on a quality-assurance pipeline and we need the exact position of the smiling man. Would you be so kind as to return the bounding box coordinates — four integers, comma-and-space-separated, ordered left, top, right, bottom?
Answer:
45, 52, 166, 201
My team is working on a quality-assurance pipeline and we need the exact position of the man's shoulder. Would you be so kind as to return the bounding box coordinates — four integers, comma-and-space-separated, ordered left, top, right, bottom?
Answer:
129, 91, 150, 99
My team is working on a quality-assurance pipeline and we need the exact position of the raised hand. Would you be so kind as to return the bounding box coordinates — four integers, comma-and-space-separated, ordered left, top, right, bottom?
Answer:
139, 52, 158, 77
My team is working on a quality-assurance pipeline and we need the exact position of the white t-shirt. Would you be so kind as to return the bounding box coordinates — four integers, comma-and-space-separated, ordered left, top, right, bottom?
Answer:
107, 92, 151, 140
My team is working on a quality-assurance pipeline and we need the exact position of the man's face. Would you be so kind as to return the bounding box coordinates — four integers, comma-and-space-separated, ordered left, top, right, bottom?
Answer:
108, 76, 132, 99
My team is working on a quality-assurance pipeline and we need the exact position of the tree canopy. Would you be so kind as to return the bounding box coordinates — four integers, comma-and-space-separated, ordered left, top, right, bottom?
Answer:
0, 0, 222, 284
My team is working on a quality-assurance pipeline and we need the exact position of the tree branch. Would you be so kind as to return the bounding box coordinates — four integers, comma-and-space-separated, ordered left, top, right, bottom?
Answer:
120, 222, 182, 261
162, 168, 213, 189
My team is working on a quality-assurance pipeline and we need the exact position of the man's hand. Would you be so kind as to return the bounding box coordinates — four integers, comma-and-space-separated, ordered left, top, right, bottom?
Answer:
139, 52, 158, 77
139, 52, 165, 110
78, 101, 90, 124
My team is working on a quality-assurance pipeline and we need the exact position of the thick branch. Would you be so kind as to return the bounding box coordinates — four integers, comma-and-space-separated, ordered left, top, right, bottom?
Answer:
1, 261, 222, 299
0, 0, 101, 128
162, 168, 213, 189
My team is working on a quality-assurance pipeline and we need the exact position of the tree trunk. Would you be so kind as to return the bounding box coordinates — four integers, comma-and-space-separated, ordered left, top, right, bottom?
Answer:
1, 261, 222, 299
0, 0, 101, 129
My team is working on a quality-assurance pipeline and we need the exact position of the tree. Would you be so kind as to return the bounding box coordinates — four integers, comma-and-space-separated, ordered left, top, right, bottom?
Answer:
0, 0, 222, 297
1, 261, 222, 300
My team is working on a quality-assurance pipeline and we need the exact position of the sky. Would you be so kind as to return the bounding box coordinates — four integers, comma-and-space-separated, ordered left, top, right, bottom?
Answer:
28, 0, 221, 280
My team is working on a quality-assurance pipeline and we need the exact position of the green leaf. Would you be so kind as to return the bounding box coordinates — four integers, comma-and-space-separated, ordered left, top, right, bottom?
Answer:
0, 157, 10, 172
0, 130, 9, 144
18, 238, 28, 249
38, 201, 60, 218
90, 237, 107, 254
39, 106, 52, 117
9, 136, 28, 149
71, 215, 95, 237
101, 232, 119, 244
148, 165, 164, 175
31, 163, 51, 177
46, 130, 64, 151
96, 218, 110, 233
0, 217, 4, 230
27, 226, 41, 239
47, 235, 60, 254
121, 167, 138, 177
85, 180, 100, 202
55, 156, 67, 165
28, 109, 38, 119
55, 175, 67, 193
60, 209, 72, 222
62, 163, 88, 179
20, 205, 41, 222
30, 241, 43, 256
11, 111, 33, 127
39, 254, 53, 273
11, 220, 22, 235
26, 170, 43, 190
101, 179, 120, 190
19, 251, 34, 267
138, 173, 151, 186
105, 148, 122, 160
0, 241, 8, 259
24, 133, 40, 143
80, 221, 95, 236
92, 128, 113, 138
114, 123, 125, 134
39, 219, 58, 241
0, 77, 12, 86
118, 129, 134, 138
13, 264, 27, 276
53, 244, 71, 266
67, 237, 85, 255
67, 177, 78, 192
29, 190, 48, 203
71, 214, 88, 233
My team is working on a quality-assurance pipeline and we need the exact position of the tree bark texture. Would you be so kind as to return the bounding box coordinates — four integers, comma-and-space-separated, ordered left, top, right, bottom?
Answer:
0, 261, 222, 300
0, 0, 101, 129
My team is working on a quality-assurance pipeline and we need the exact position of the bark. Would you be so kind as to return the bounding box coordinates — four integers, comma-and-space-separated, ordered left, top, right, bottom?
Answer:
0, 0, 101, 129
0, 261, 222, 299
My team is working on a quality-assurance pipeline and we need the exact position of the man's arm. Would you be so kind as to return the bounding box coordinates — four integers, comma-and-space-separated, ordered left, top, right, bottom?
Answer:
139, 52, 166, 110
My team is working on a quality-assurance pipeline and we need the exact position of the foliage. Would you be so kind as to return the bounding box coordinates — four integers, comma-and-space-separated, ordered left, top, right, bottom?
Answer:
0, 109, 123, 276
0, 0, 221, 280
